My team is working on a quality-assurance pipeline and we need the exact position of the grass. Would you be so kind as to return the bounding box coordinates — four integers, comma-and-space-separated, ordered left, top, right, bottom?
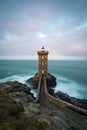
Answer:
0, 90, 46, 130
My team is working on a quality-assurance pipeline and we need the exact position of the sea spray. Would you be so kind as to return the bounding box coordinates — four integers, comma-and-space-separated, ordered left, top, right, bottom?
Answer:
54, 74, 87, 99
0, 60, 87, 99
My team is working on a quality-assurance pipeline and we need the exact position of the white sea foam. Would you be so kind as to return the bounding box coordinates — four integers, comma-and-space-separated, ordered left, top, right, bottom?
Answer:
30, 89, 37, 98
0, 73, 37, 97
54, 74, 87, 99
0, 73, 87, 99
0, 73, 33, 84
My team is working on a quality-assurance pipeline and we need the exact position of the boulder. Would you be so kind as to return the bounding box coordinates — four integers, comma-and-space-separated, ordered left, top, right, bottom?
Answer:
47, 88, 55, 96
46, 73, 56, 88
55, 91, 71, 102
37, 116, 51, 129
1, 81, 31, 94
28, 103, 40, 114
70, 97, 87, 109
0, 81, 35, 103
26, 73, 39, 87
54, 91, 87, 109
26, 73, 57, 88
10, 91, 34, 103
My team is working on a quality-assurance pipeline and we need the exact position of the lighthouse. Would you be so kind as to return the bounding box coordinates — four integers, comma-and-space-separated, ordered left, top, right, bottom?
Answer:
37, 47, 49, 77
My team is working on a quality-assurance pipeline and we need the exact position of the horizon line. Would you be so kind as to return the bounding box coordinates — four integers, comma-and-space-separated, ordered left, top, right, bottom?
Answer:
0, 58, 87, 61
0, 56, 87, 60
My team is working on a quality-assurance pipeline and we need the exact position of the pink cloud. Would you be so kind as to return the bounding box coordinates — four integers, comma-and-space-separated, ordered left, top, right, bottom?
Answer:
7, 19, 40, 34
71, 45, 87, 52
22, 2, 43, 15
36, 11, 50, 21
7, 21, 21, 34
31, 3, 43, 10
22, 2, 51, 21
25, 22, 39, 32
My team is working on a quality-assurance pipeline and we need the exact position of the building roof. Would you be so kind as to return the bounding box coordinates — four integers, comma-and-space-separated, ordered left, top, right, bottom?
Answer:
41, 46, 45, 50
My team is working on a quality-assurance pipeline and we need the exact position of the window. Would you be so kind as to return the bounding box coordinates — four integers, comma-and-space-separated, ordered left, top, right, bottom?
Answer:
42, 70, 44, 74
42, 56, 44, 59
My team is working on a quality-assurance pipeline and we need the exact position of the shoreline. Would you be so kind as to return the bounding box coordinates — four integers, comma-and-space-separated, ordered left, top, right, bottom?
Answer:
0, 77, 87, 110
0, 80, 87, 129
0, 73, 87, 99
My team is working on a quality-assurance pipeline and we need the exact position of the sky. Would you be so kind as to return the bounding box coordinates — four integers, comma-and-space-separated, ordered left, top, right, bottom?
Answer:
0, 0, 87, 60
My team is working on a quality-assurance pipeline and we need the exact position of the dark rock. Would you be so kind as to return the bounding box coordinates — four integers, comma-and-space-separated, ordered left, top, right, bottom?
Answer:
28, 103, 40, 114
0, 81, 35, 103
26, 73, 57, 88
36, 115, 51, 130
47, 88, 55, 96
55, 91, 71, 102
46, 73, 56, 88
54, 91, 87, 109
2, 81, 31, 94
10, 91, 34, 103
70, 97, 87, 109
26, 73, 39, 87
70, 126, 78, 130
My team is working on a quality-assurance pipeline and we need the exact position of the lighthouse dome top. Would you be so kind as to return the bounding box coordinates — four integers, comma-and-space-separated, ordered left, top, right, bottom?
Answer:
37, 47, 49, 55
41, 46, 45, 51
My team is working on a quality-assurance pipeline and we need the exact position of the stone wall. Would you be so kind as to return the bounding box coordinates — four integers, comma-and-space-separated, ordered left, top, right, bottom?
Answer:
35, 75, 42, 102
44, 76, 87, 116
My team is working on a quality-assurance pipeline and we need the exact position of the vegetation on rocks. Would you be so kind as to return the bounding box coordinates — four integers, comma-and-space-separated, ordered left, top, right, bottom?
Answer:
0, 80, 87, 130
0, 81, 34, 103
0, 90, 47, 130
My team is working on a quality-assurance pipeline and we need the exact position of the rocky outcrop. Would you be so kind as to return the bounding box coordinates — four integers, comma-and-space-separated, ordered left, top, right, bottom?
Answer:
36, 115, 51, 130
26, 72, 87, 110
46, 73, 56, 88
26, 73, 57, 88
28, 103, 40, 114
0, 79, 87, 130
54, 91, 87, 109
26, 73, 39, 87
0, 81, 34, 103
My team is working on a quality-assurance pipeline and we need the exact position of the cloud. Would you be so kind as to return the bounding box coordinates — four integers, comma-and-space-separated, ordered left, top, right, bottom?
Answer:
37, 32, 47, 39
0, 0, 87, 59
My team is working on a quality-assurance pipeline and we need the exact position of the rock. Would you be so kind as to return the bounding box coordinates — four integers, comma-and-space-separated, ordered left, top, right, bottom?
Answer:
70, 97, 87, 109
46, 73, 56, 88
54, 91, 87, 109
36, 115, 51, 130
26, 73, 57, 88
55, 91, 71, 102
26, 73, 39, 87
47, 88, 55, 96
0, 81, 35, 103
10, 91, 34, 103
28, 103, 40, 114
53, 116, 69, 129
1, 81, 31, 94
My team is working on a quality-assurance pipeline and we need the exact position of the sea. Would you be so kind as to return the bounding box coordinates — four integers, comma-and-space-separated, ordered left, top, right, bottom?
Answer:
0, 60, 87, 99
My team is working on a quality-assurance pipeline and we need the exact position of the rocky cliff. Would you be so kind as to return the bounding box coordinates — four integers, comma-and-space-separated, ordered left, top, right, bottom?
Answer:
26, 73, 56, 88
0, 78, 87, 130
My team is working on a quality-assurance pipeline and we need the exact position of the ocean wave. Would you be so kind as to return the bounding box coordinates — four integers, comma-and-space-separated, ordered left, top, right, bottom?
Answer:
0, 73, 33, 84
54, 74, 87, 99
0, 73, 87, 99
0, 73, 37, 98
30, 89, 37, 98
